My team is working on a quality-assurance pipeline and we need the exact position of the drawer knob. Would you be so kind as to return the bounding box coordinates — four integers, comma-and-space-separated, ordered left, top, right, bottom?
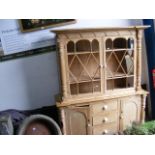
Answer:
102, 117, 108, 123
120, 115, 124, 119
87, 123, 91, 127
102, 105, 108, 110
102, 130, 108, 134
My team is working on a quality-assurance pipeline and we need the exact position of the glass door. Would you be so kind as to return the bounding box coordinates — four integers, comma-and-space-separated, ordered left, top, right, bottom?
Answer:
67, 39, 102, 95
105, 37, 135, 91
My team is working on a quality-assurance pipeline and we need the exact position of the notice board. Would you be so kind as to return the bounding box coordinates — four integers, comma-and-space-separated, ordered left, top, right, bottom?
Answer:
0, 19, 76, 61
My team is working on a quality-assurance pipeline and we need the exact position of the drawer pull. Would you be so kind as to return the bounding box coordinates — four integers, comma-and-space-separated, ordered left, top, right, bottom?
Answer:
102, 117, 108, 123
102, 105, 108, 110
120, 115, 124, 119
102, 130, 108, 134
87, 123, 91, 127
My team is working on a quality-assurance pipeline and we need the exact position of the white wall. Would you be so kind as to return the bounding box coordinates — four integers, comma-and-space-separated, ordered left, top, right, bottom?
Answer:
0, 19, 146, 111
0, 52, 60, 110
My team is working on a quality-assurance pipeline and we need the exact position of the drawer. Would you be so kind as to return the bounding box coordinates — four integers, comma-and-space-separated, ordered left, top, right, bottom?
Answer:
93, 111, 117, 126
93, 123, 118, 135
92, 100, 118, 115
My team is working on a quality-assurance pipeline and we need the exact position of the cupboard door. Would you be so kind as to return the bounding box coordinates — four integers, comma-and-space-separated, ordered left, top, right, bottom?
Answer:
105, 37, 135, 92
120, 96, 141, 131
61, 106, 90, 135
67, 39, 102, 96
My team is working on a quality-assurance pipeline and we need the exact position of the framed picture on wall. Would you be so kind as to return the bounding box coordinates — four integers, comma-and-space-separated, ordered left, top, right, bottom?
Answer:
19, 19, 76, 32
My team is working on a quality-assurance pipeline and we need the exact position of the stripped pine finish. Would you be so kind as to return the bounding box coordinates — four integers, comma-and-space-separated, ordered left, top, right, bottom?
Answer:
53, 26, 150, 135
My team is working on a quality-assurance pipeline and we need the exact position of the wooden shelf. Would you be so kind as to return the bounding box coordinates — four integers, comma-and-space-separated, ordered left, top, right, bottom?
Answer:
107, 75, 134, 80
69, 75, 101, 84
105, 48, 134, 52
107, 72, 126, 78
68, 51, 99, 55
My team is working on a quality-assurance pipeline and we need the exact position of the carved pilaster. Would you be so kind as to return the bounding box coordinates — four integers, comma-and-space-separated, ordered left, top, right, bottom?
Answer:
136, 29, 143, 90
60, 108, 67, 135
59, 40, 68, 99
141, 94, 147, 123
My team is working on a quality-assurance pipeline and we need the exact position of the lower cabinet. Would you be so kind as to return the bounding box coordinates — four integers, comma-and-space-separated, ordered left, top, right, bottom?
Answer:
119, 96, 141, 132
59, 95, 144, 135
60, 105, 90, 135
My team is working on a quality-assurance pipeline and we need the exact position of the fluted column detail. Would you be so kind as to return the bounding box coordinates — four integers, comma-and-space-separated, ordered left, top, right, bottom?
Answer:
136, 29, 143, 90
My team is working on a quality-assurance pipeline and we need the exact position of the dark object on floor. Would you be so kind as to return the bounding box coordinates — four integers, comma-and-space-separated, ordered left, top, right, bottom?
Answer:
18, 114, 62, 135
0, 115, 13, 135
0, 105, 59, 135
24, 121, 52, 135
124, 121, 155, 135
0, 110, 28, 134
